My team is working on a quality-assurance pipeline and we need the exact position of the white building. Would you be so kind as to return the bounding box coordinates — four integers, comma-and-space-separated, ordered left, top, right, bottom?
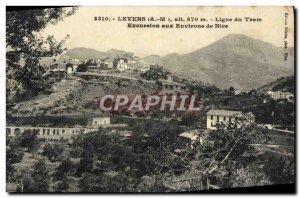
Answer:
206, 110, 255, 130
267, 91, 294, 102
104, 61, 113, 69
167, 76, 174, 82
92, 117, 110, 126
179, 130, 203, 143
234, 89, 251, 95
117, 59, 128, 71
66, 63, 74, 74
178, 130, 203, 148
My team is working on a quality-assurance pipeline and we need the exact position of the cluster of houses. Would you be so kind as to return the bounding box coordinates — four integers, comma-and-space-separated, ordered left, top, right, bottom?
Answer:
64, 56, 150, 74
267, 90, 294, 102
232, 89, 294, 103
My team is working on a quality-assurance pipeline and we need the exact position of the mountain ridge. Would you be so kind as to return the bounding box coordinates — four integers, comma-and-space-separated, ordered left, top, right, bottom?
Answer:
57, 47, 129, 61
50, 34, 294, 89
144, 34, 294, 89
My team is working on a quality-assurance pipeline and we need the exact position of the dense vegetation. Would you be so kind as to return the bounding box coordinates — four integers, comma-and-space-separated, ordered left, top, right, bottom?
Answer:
6, 120, 294, 192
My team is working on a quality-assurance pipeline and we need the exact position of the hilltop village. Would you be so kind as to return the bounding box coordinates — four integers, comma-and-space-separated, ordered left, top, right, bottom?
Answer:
7, 52, 294, 132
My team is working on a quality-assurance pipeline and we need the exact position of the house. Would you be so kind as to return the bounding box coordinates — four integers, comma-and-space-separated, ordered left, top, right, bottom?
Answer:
178, 130, 203, 147
167, 76, 174, 82
65, 63, 74, 74
179, 131, 202, 141
127, 58, 150, 71
206, 109, 255, 130
267, 91, 274, 97
96, 59, 102, 66
234, 89, 251, 95
128, 60, 136, 64
99, 59, 113, 69
117, 59, 128, 71
267, 91, 294, 102
104, 60, 113, 69
92, 117, 110, 126
160, 80, 187, 92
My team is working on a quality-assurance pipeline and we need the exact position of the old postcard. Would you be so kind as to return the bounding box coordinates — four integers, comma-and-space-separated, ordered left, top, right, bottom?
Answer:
6, 6, 295, 193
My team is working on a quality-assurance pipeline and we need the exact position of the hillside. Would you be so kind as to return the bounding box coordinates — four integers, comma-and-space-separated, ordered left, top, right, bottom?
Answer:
144, 34, 294, 89
45, 34, 294, 90
257, 76, 295, 94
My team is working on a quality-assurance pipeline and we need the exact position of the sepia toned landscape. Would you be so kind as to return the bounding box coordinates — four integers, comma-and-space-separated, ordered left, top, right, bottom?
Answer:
6, 7, 295, 193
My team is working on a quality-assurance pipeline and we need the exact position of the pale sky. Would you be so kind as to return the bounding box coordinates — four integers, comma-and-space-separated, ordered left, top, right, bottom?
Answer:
41, 6, 294, 57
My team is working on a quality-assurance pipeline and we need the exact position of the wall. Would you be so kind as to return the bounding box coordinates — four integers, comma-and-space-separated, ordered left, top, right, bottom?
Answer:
6, 126, 97, 139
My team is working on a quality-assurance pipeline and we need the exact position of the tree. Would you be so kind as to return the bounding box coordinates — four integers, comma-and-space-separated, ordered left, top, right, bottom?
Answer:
86, 59, 97, 66
77, 158, 94, 176
141, 65, 170, 81
180, 112, 199, 126
16, 159, 50, 192
149, 125, 269, 190
6, 145, 24, 182
79, 172, 133, 192
57, 178, 69, 191
263, 154, 295, 184
228, 86, 235, 96
15, 171, 33, 192
76, 63, 87, 72
18, 130, 40, 157
223, 89, 228, 95
6, 8, 77, 100
55, 158, 75, 180
113, 57, 121, 69
42, 143, 65, 162
109, 143, 136, 169
30, 159, 50, 192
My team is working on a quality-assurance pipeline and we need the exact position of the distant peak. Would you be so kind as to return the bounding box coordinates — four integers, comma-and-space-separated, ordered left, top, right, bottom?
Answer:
145, 54, 161, 58
108, 48, 123, 52
225, 34, 248, 38
70, 47, 96, 50
222, 34, 254, 41
216, 34, 278, 48
165, 53, 180, 57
